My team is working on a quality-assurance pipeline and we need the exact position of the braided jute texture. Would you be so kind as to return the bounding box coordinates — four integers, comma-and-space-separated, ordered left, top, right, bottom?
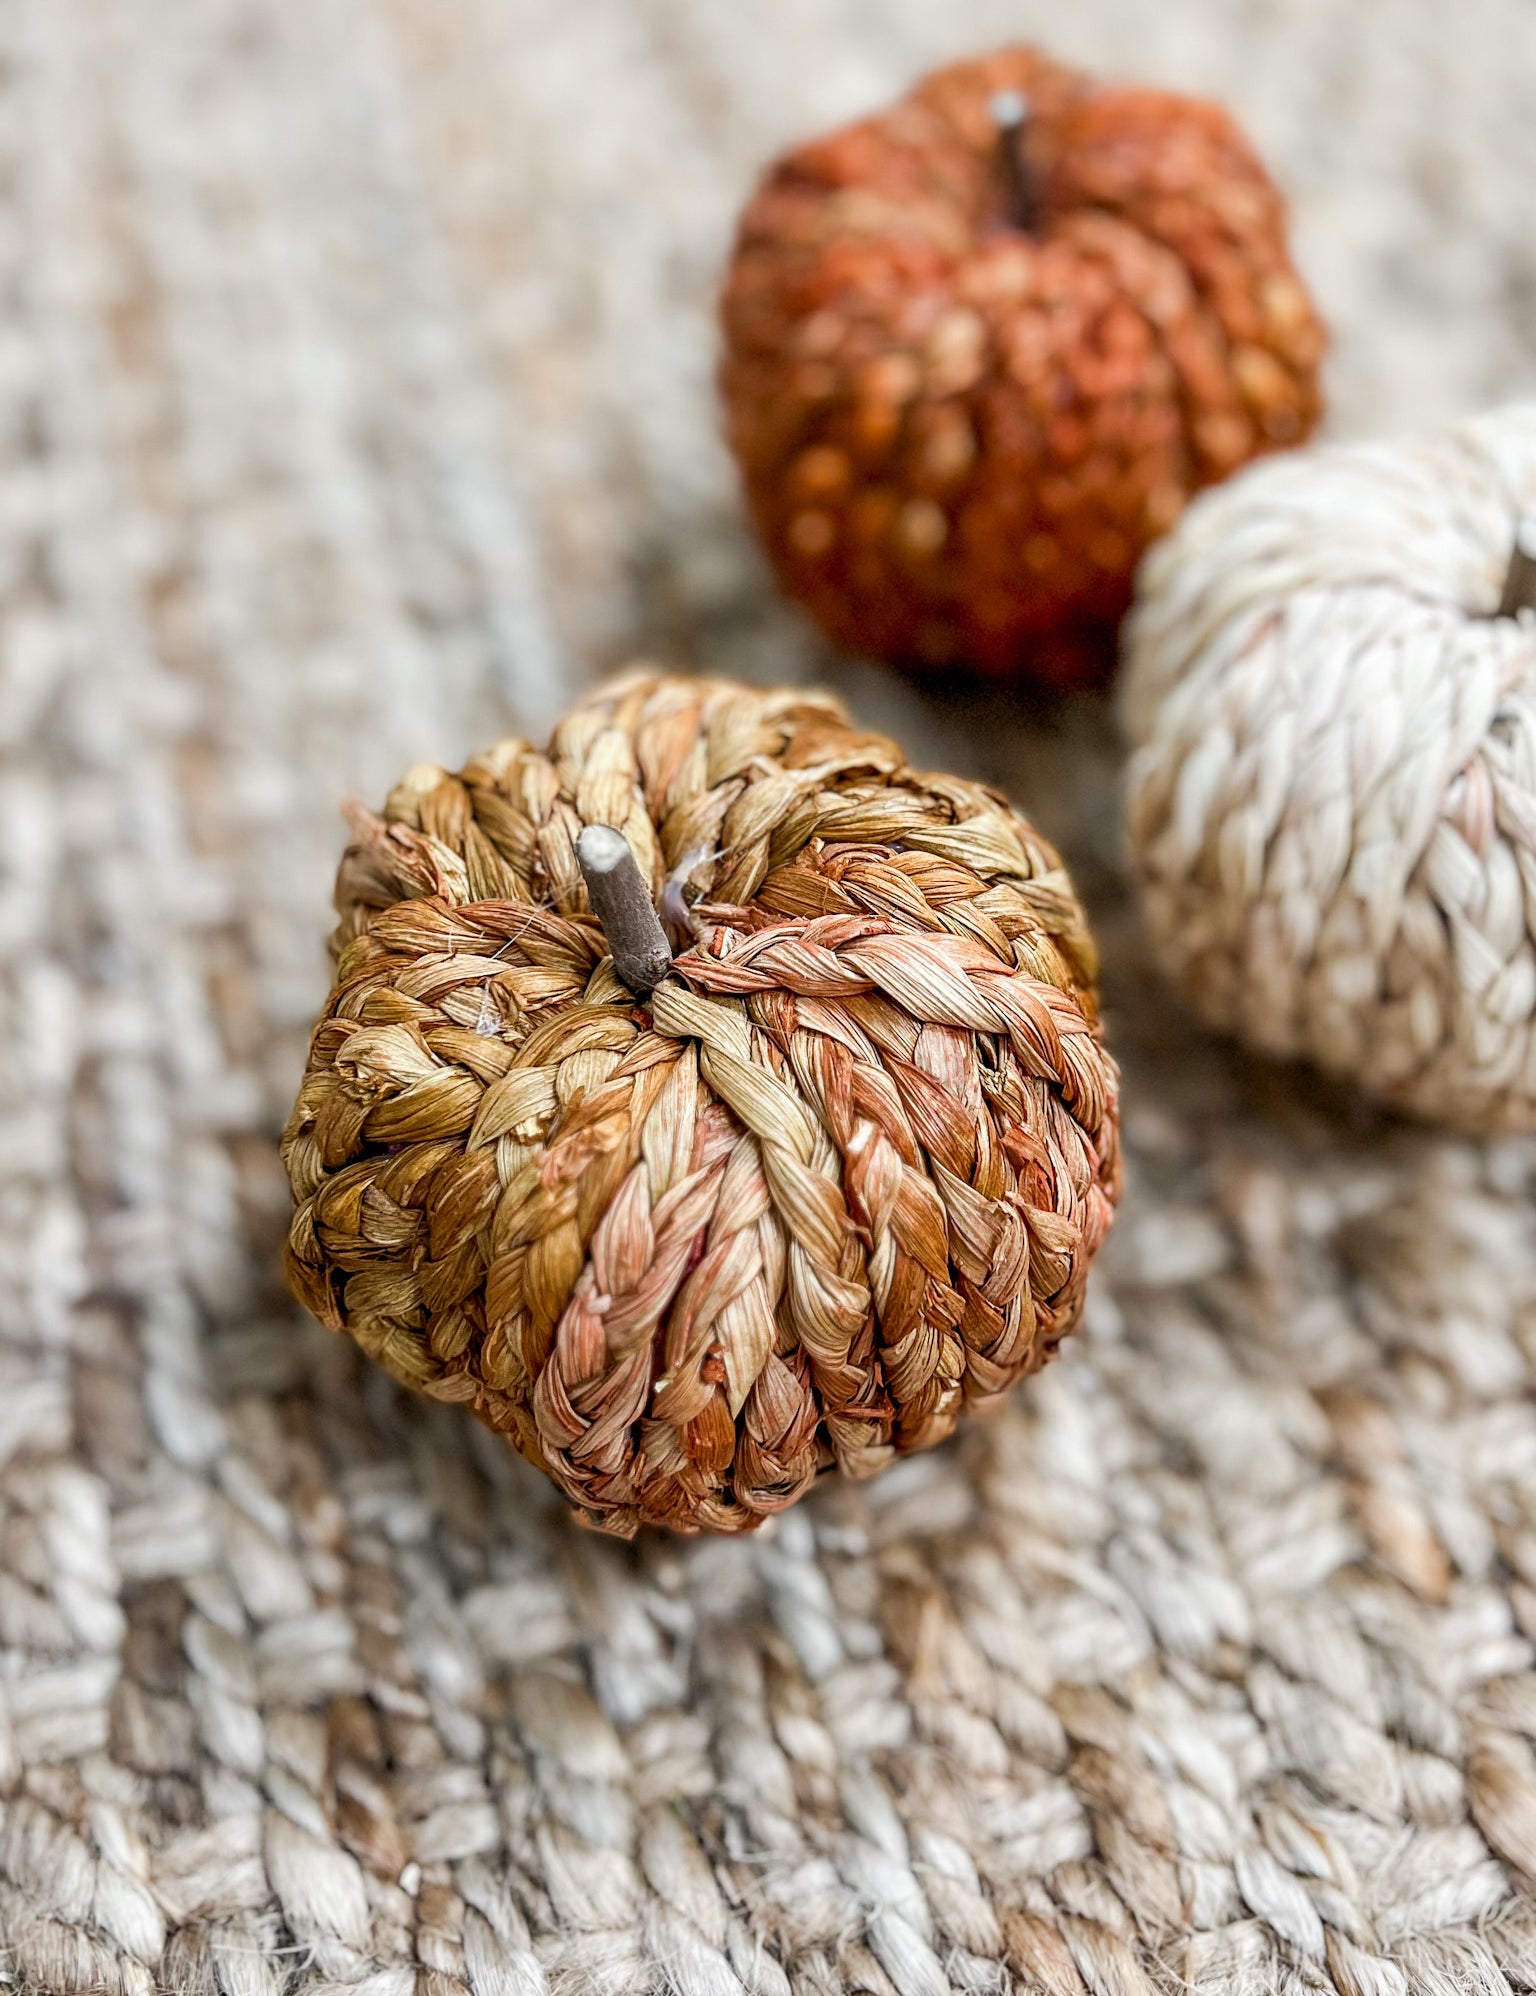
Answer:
1123, 404, 1536, 1132
11, 0, 1536, 1991
282, 672, 1120, 1536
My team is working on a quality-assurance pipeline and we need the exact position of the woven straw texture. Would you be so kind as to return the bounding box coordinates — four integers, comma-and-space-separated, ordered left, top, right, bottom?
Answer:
719, 44, 1324, 685
282, 671, 1119, 1538
6, 2, 1536, 1993
1123, 405, 1536, 1134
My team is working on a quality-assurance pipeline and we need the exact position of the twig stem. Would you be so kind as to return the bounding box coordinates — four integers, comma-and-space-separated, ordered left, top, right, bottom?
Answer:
1499, 520, 1536, 618
990, 90, 1036, 233
576, 825, 673, 997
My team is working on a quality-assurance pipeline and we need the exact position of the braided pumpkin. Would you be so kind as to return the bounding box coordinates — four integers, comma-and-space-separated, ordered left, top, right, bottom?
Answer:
282, 672, 1121, 1535
720, 45, 1325, 690
1123, 405, 1536, 1131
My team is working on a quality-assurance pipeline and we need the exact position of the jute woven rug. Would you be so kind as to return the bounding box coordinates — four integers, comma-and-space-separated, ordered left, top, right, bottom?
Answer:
6, 0, 1536, 1990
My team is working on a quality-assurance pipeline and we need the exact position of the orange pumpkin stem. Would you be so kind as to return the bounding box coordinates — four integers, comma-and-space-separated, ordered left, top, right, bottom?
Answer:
990, 90, 1037, 232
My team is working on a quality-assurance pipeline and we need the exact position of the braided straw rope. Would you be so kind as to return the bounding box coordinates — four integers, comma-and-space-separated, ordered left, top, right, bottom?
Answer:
1124, 403, 1536, 1130
282, 671, 1121, 1536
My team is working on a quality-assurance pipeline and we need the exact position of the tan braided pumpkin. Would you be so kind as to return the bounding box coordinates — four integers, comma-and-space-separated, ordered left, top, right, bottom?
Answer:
719, 45, 1326, 691
281, 672, 1121, 1535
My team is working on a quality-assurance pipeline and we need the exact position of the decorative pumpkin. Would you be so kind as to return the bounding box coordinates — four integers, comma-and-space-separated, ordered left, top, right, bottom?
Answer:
282, 671, 1121, 1536
1123, 404, 1536, 1131
719, 44, 1325, 691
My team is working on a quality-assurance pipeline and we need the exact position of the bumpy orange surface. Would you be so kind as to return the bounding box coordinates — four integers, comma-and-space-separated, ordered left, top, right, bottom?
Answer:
719, 46, 1326, 690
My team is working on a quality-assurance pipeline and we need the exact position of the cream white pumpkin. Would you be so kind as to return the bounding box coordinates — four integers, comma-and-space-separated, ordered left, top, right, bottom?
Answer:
1122, 404, 1536, 1131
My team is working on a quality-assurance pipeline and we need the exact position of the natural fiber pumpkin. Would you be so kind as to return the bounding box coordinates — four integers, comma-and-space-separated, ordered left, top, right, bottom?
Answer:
1124, 404, 1536, 1131
719, 45, 1326, 691
282, 671, 1120, 1535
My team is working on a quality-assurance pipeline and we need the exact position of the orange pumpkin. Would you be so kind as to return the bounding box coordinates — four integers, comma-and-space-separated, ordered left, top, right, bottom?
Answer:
719, 46, 1325, 690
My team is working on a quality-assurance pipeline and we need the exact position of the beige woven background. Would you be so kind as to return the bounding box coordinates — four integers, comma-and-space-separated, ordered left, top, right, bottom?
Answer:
6, 0, 1536, 1990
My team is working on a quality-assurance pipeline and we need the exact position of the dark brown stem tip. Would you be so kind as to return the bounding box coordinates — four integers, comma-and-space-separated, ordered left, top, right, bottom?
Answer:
576, 825, 673, 998
1498, 520, 1536, 620
989, 89, 1036, 234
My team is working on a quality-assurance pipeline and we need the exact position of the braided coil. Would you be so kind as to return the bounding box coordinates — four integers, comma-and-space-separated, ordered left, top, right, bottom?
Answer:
282, 672, 1121, 1534
1124, 403, 1536, 1130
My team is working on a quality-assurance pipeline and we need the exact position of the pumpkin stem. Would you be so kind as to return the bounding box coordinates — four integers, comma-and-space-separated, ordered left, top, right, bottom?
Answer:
577, 825, 674, 997
1498, 521, 1536, 619
990, 90, 1037, 233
